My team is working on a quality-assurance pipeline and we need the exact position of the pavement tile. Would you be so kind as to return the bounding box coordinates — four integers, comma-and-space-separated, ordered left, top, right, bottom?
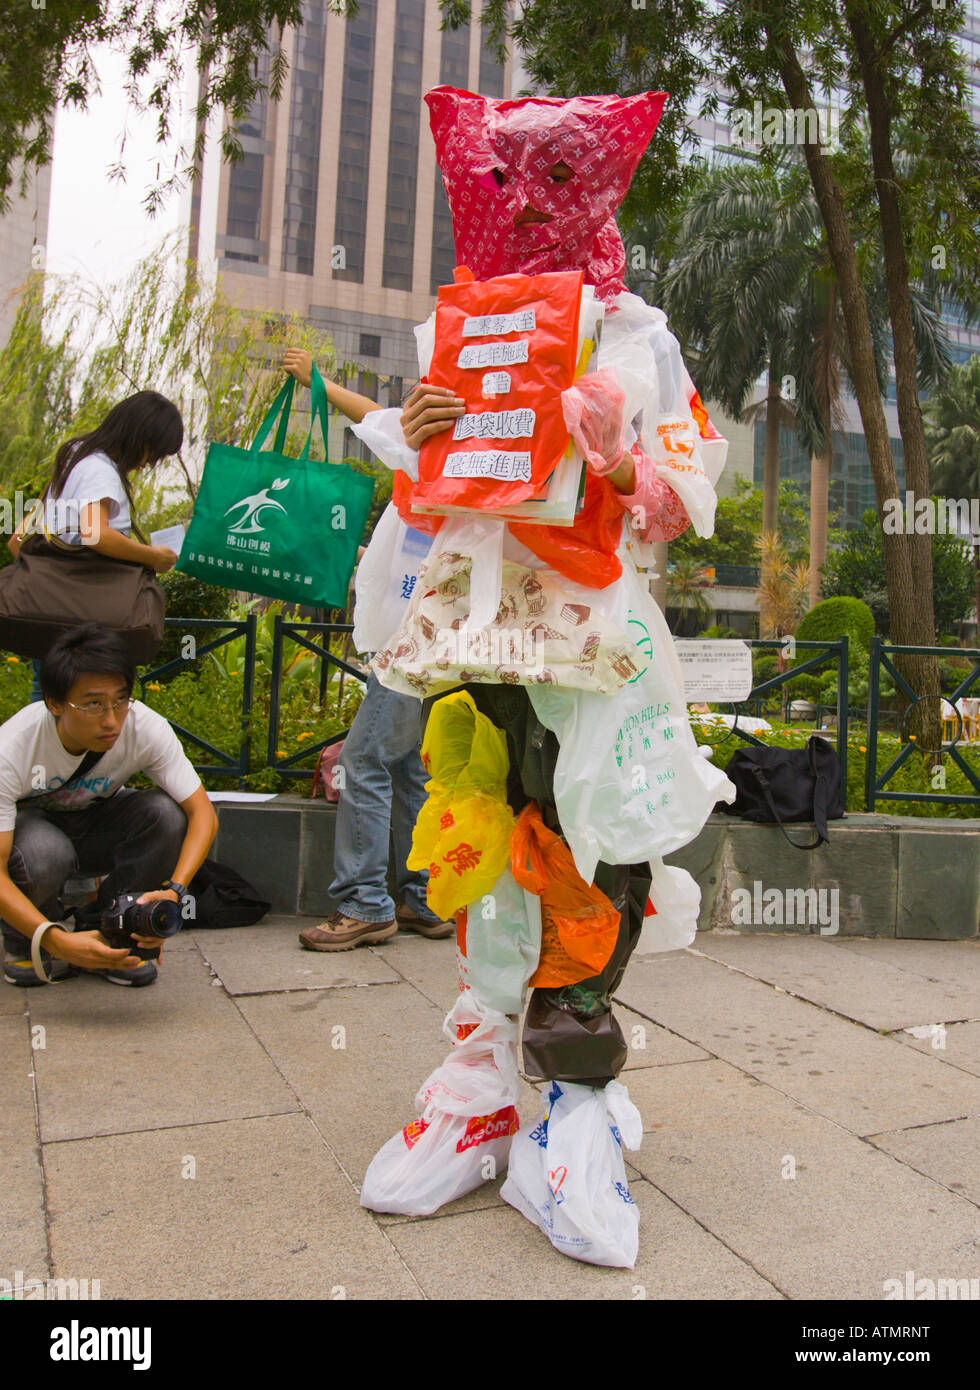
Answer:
823, 937, 980, 992
190, 915, 401, 995
868, 1116, 980, 1207
896, 1020, 980, 1079
28, 947, 299, 1143
0, 981, 28, 1015
238, 981, 458, 1176
616, 952, 980, 1134
367, 930, 459, 1012
618, 1005, 712, 1071
44, 1113, 422, 1300
0, 1016, 48, 1277
626, 1058, 980, 1300
382, 1180, 781, 1299
689, 932, 979, 1031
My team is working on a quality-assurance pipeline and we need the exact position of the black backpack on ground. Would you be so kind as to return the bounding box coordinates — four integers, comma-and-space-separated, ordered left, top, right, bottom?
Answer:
187, 859, 271, 928
718, 735, 844, 850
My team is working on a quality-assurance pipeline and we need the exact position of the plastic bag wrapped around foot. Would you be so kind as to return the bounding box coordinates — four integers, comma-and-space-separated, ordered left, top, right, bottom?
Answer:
500, 1078, 643, 1267
359, 992, 522, 1216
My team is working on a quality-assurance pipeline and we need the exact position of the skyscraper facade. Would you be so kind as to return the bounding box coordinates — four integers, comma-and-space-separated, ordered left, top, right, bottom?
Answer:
193, 0, 510, 433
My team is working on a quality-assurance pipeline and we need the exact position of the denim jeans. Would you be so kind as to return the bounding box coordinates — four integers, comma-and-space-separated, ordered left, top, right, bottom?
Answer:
329, 671, 434, 923
29, 659, 44, 704
1, 788, 188, 956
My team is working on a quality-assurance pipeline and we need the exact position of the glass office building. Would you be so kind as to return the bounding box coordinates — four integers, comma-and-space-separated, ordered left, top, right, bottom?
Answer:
193, 0, 510, 438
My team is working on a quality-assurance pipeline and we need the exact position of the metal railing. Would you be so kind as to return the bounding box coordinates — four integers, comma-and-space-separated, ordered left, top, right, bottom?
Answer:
694, 638, 850, 799
138, 616, 257, 782
266, 617, 367, 779
865, 638, 980, 812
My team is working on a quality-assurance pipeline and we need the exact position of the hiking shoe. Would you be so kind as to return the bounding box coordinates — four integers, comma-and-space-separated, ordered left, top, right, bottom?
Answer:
395, 904, 455, 940
3, 954, 76, 987
298, 912, 397, 952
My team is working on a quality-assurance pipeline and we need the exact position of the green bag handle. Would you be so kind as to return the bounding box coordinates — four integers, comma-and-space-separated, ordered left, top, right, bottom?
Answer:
251, 363, 332, 464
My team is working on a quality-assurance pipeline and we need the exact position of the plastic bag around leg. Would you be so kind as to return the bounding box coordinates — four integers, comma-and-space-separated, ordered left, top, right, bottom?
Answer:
500, 1078, 643, 1267
359, 991, 522, 1216
457, 865, 542, 1017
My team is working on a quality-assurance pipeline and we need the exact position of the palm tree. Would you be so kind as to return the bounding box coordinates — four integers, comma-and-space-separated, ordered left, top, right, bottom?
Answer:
924, 354, 980, 631
666, 554, 713, 635
660, 160, 808, 537
661, 158, 952, 608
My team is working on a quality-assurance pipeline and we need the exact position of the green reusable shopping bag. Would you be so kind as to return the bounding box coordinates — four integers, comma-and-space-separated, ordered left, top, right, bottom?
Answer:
177, 366, 375, 608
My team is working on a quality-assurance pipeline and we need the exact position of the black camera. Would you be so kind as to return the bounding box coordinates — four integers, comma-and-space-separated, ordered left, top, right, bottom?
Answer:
91, 892, 183, 960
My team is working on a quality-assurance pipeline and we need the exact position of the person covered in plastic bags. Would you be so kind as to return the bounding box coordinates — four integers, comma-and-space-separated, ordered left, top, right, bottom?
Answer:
353, 86, 736, 1268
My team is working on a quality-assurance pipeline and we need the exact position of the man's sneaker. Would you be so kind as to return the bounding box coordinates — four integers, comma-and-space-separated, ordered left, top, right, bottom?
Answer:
298, 912, 397, 952
395, 904, 455, 940
85, 960, 158, 988
3, 954, 76, 987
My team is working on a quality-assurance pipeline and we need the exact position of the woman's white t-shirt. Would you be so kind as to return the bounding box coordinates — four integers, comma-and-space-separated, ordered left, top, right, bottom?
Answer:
53, 451, 131, 544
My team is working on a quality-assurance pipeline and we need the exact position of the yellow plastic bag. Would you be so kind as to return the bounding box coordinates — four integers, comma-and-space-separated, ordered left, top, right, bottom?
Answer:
407, 691, 515, 919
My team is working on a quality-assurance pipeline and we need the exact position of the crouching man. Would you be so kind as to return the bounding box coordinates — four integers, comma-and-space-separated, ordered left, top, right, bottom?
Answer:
0, 623, 218, 987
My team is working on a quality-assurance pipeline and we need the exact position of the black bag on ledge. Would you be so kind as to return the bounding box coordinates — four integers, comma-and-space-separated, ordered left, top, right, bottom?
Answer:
187, 859, 271, 928
718, 735, 844, 850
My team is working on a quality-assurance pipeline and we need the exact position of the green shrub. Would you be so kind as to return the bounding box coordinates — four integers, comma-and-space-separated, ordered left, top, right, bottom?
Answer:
796, 596, 875, 656
156, 572, 233, 665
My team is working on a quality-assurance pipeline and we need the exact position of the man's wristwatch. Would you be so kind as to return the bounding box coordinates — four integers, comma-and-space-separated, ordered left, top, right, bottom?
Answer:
161, 879, 186, 901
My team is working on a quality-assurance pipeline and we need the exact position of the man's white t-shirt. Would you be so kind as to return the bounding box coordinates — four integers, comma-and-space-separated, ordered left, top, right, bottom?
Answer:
52, 451, 132, 544
0, 700, 202, 832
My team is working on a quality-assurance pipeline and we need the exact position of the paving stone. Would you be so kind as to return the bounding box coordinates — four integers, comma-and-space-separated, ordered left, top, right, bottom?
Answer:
824, 937, 980, 992
382, 1178, 781, 1299
897, 830, 980, 939
869, 1116, 980, 1208
617, 952, 980, 1135
689, 933, 977, 1031
29, 947, 299, 1142
44, 1113, 421, 1300
896, 1020, 980, 1079
237, 981, 458, 1176
214, 802, 302, 915
0, 979, 28, 1015
626, 1058, 980, 1300
191, 915, 401, 995
809, 826, 898, 936
367, 930, 459, 1012
618, 1005, 712, 1071
0, 1016, 48, 1276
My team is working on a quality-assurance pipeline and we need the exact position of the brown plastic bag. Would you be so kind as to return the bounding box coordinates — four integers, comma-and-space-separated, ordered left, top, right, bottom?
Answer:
510, 802, 620, 988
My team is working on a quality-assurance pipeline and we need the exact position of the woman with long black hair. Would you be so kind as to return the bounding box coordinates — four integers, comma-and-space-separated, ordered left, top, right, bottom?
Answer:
8, 391, 184, 701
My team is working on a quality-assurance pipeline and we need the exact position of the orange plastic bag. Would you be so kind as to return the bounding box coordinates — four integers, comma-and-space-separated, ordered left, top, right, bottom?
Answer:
413, 267, 584, 515
509, 469, 624, 590
510, 802, 620, 989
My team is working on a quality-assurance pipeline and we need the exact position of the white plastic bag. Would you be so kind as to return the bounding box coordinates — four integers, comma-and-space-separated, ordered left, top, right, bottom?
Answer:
636, 856, 702, 954
528, 560, 735, 882
501, 1078, 643, 1267
359, 991, 522, 1216
352, 502, 433, 653
457, 866, 542, 1016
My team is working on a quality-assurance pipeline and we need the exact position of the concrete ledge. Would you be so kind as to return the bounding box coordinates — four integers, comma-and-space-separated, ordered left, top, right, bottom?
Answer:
664, 814, 980, 939
212, 799, 980, 940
